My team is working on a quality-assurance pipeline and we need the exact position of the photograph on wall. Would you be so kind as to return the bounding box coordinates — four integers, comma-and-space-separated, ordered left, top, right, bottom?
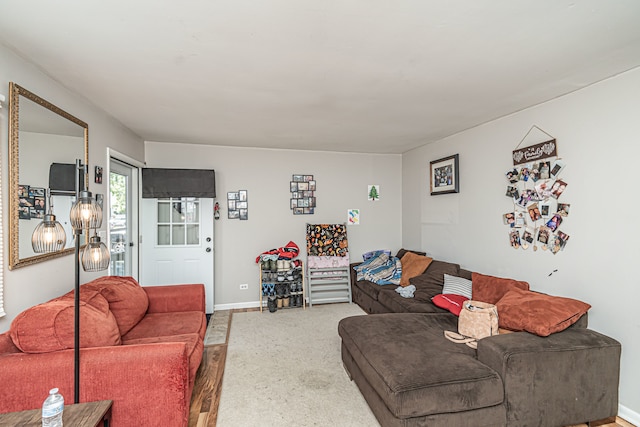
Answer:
534, 179, 554, 200
506, 185, 519, 199
509, 230, 521, 249
537, 226, 551, 244
503, 212, 516, 227
529, 163, 540, 182
550, 180, 567, 199
238, 190, 248, 202
528, 203, 541, 222
239, 208, 248, 220
522, 227, 535, 244
505, 168, 519, 183
550, 160, 566, 178
29, 187, 45, 197
18, 184, 29, 198
557, 203, 571, 216
556, 230, 570, 249
308, 180, 316, 191
515, 211, 526, 228
546, 213, 563, 232
430, 154, 459, 195
33, 196, 46, 212
539, 161, 551, 179
540, 203, 551, 217
18, 206, 30, 220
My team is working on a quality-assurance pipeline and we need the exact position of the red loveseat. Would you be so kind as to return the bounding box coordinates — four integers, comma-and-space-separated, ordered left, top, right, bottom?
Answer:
0, 276, 206, 426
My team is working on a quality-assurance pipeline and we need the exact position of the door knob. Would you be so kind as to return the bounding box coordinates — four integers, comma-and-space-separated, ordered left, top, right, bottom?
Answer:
206, 247, 212, 253
206, 237, 212, 242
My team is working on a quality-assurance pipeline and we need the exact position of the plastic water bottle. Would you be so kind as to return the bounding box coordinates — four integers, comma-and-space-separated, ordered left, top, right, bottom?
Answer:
42, 388, 64, 427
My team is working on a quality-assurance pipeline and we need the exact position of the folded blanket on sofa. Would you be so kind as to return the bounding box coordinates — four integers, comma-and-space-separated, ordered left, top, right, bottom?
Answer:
353, 252, 402, 285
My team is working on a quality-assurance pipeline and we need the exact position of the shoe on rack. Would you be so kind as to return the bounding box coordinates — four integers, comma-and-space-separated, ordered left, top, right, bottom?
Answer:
283, 296, 290, 307
277, 297, 283, 309
267, 296, 277, 313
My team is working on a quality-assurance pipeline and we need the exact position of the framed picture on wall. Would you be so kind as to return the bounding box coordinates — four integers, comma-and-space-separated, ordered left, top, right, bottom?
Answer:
429, 154, 459, 195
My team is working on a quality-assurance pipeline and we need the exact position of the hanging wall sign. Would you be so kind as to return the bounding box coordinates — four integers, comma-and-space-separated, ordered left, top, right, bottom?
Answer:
512, 139, 557, 165
503, 128, 570, 255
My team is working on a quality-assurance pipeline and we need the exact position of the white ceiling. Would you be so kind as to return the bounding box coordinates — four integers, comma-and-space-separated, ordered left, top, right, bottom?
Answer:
2, 1, 640, 154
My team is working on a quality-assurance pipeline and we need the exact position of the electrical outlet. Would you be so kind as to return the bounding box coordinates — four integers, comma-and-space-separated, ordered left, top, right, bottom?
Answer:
239, 283, 249, 290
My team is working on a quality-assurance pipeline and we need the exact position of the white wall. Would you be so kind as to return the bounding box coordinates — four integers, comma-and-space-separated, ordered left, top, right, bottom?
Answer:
144, 142, 402, 308
402, 67, 640, 420
0, 43, 145, 331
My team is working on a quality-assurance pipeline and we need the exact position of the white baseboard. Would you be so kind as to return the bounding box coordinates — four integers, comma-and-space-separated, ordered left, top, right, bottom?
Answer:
214, 301, 261, 311
619, 403, 639, 425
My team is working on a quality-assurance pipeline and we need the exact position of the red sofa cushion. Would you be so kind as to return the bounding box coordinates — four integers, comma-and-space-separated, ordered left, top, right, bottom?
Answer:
82, 276, 149, 336
10, 291, 121, 353
471, 272, 530, 304
496, 287, 591, 336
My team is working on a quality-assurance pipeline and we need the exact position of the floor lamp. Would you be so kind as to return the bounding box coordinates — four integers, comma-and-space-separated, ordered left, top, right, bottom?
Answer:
32, 159, 110, 404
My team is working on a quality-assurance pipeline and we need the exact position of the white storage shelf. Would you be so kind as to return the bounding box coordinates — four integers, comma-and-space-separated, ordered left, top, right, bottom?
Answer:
307, 266, 352, 306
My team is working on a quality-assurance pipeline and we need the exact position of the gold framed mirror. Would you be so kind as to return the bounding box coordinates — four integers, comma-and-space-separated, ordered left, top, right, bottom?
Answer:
8, 83, 89, 270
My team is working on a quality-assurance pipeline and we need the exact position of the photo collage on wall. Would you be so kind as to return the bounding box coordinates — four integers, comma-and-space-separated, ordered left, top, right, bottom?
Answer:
227, 190, 248, 220
18, 184, 46, 220
503, 143, 570, 254
290, 174, 316, 215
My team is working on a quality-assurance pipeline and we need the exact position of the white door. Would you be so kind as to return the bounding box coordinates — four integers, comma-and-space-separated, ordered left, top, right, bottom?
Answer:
141, 197, 215, 313
108, 158, 139, 278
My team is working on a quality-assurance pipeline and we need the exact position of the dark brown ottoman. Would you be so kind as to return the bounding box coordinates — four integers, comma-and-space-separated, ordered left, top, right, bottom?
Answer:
338, 313, 507, 426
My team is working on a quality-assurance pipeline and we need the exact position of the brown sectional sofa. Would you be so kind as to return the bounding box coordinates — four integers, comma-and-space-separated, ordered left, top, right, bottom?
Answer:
0, 276, 206, 426
339, 251, 621, 426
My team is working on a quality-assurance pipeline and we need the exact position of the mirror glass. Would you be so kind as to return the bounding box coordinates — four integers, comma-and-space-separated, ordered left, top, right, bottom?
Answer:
9, 83, 88, 269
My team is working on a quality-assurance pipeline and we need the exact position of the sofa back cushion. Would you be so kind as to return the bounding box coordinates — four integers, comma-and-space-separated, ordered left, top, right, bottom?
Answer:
472, 272, 530, 304
495, 287, 591, 336
10, 291, 121, 353
82, 276, 149, 336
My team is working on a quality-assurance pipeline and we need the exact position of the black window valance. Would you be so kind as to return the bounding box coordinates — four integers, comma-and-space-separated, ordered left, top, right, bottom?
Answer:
142, 168, 216, 198
49, 163, 84, 195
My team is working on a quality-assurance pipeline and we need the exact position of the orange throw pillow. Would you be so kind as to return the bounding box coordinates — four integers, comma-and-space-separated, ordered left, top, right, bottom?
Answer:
400, 252, 433, 287
472, 272, 529, 304
496, 287, 591, 336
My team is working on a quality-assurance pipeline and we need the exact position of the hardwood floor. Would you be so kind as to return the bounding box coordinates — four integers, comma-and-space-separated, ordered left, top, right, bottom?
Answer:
188, 310, 634, 427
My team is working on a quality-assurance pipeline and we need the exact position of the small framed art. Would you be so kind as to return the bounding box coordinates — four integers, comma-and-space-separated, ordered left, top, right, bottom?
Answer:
429, 154, 459, 195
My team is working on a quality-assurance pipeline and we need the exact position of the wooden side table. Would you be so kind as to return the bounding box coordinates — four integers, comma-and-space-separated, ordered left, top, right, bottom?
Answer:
0, 400, 112, 426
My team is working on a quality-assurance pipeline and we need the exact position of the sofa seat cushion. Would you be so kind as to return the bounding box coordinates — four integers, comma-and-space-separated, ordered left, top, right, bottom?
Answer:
10, 291, 121, 353
81, 276, 149, 336
121, 332, 204, 382
338, 313, 504, 418
377, 288, 448, 314
122, 311, 207, 341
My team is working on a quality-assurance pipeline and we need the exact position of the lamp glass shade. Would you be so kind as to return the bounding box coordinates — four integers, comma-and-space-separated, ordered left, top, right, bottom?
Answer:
70, 190, 102, 230
32, 214, 67, 253
81, 235, 110, 272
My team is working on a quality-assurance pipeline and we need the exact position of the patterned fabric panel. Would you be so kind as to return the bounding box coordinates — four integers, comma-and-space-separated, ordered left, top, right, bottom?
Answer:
306, 224, 349, 257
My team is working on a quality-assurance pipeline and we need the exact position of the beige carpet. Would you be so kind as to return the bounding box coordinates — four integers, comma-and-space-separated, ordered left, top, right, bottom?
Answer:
216, 303, 379, 426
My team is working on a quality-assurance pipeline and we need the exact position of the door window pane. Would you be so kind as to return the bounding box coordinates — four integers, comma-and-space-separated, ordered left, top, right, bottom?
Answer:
156, 198, 201, 246
158, 225, 170, 245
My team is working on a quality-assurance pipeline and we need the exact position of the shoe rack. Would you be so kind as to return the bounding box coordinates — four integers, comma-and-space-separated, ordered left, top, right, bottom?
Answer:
259, 260, 306, 313
306, 266, 351, 306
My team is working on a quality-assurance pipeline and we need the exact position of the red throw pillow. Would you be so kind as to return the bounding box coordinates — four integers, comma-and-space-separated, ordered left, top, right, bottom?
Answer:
496, 287, 591, 336
472, 272, 529, 304
432, 294, 469, 316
